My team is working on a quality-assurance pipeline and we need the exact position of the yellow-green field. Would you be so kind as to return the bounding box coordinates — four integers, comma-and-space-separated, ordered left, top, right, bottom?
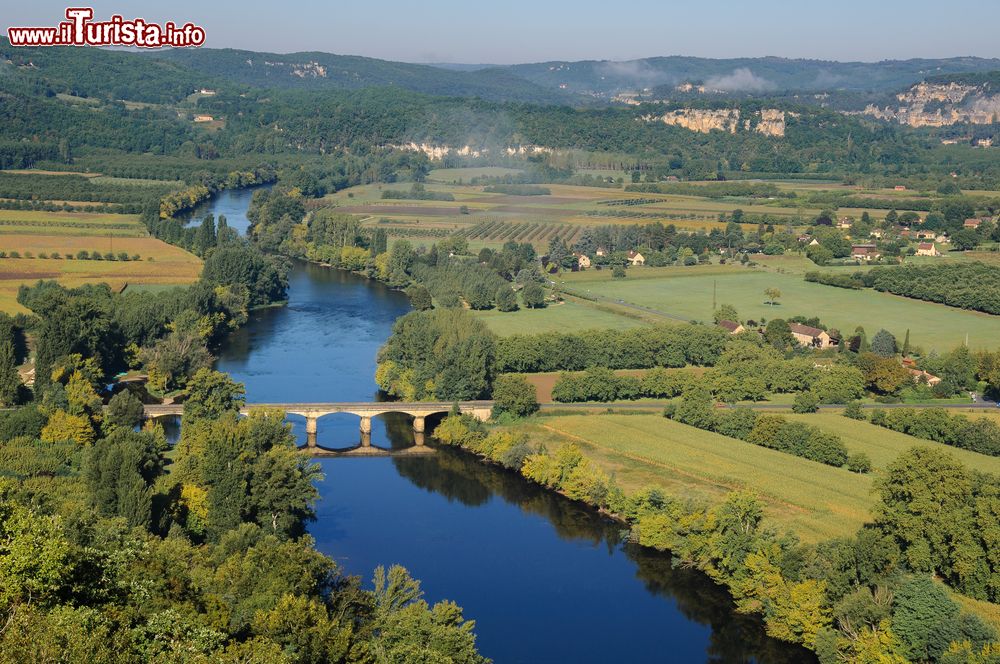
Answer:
0, 235, 201, 313
506, 413, 873, 542
0, 210, 148, 237
784, 413, 1000, 473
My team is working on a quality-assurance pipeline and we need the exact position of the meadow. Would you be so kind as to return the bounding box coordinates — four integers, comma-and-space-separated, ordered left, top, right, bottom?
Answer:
507, 413, 874, 542
559, 262, 1000, 351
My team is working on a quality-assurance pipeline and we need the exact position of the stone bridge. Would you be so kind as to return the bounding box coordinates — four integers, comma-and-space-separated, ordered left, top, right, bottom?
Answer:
142, 401, 494, 448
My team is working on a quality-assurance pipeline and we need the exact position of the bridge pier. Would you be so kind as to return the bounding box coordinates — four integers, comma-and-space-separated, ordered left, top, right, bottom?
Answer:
413, 416, 425, 433
413, 431, 425, 446
304, 415, 318, 448
360, 416, 372, 435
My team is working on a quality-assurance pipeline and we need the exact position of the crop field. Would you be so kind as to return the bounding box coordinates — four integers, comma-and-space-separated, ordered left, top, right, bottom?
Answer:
507, 414, 873, 542
427, 166, 525, 182
559, 263, 1000, 351
0, 235, 201, 313
471, 298, 648, 335
784, 413, 1000, 473
0, 210, 147, 237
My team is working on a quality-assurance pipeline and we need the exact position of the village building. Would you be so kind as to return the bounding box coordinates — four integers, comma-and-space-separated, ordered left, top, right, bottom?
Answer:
916, 229, 936, 240
909, 368, 943, 387
964, 218, 982, 229
573, 252, 591, 269
851, 244, 881, 261
789, 323, 836, 349
627, 250, 645, 266
194, 115, 214, 122
915, 242, 941, 257
837, 218, 853, 230
717, 319, 745, 335
595, 246, 608, 257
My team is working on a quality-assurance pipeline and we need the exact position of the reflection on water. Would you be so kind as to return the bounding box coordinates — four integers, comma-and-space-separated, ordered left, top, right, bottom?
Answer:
180, 190, 813, 662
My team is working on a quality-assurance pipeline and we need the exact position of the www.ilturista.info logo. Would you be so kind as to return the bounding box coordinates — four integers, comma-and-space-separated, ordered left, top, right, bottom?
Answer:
7, 7, 206, 48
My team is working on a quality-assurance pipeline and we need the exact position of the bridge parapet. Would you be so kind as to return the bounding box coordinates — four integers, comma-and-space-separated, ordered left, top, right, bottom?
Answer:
141, 401, 494, 446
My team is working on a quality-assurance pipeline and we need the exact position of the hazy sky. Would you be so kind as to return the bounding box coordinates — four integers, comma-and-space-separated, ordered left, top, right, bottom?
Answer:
7, 0, 1000, 63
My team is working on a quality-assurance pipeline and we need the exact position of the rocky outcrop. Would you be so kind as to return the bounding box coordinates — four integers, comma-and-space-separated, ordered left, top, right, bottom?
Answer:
642, 108, 786, 136
861, 81, 1000, 127
387, 142, 552, 161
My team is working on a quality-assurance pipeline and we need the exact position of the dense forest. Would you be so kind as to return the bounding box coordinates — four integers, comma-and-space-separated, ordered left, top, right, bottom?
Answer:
6, 40, 1000, 185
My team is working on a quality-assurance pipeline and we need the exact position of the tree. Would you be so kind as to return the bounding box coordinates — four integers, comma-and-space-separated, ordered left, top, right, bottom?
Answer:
611, 265, 626, 279
184, 369, 246, 422
0, 339, 22, 406
713, 304, 739, 324
874, 448, 972, 576
846, 452, 872, 473
951, 228, 980, 251
376, 309, 495, 401
105, 389, 145, 431
84, 429, 165, 529
406, 284, 433, 311
672, 384, 716, 430
494, 286, 518, 312
892, 576, 963, 662
902, 329, 911, 357
521, 282, 546, 309
871, 329, 898, 358
491, 374, 538, 418
764, 319, 794, 350
764, 287, 781, 306
40, 409, 95, 446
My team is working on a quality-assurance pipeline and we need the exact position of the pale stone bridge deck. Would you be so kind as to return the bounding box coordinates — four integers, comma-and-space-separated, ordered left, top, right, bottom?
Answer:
143, 401, 493, 448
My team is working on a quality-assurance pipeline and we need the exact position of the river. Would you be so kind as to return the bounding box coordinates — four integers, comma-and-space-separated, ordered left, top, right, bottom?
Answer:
196, 191, 812, 663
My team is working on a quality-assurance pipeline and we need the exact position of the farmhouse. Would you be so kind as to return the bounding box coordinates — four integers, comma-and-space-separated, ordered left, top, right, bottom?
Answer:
717, 319, 745, 335
837, 218, 852, 230
194, 115, 215, 122
915, 242, 941, 257
909, 368, 943, 387
573, 252, 591, 269
964, 218, 982, 229
916, 230, 936, 240
627, 250, 645, 266
595, 246, 608, 257
851, 244, 881, 261
789, 323, 835, 349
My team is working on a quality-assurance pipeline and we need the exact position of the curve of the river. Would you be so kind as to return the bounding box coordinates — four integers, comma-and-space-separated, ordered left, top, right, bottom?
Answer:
194, 189, 812, 663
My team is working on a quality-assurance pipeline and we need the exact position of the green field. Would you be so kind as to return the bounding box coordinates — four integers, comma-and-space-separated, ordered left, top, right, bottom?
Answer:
559, 263, 999, 351
472, 299, 647, 335
508, 413, 873, 542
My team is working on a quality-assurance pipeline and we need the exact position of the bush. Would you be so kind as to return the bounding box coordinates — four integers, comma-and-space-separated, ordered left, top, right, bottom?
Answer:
842, 401, 866, 420
846, 452, 872, 474
612, 266, 626, 279
792, 391, 820, 414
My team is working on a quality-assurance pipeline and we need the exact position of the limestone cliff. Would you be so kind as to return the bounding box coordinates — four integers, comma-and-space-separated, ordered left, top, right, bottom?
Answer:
642, 108, 787, 136
861, 81, 1000, 127
388, 142, 552, 161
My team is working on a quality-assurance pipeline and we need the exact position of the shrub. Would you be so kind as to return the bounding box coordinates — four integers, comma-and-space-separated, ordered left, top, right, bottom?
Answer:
612, 266, 626, 279
846, 452, 872, 474
792, 391, 820, 414
842, 401, 867, 420
77, 250, 90, 260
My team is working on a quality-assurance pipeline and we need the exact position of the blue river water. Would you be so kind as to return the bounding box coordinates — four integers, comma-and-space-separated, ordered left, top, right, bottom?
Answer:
192, 193, 811, 663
